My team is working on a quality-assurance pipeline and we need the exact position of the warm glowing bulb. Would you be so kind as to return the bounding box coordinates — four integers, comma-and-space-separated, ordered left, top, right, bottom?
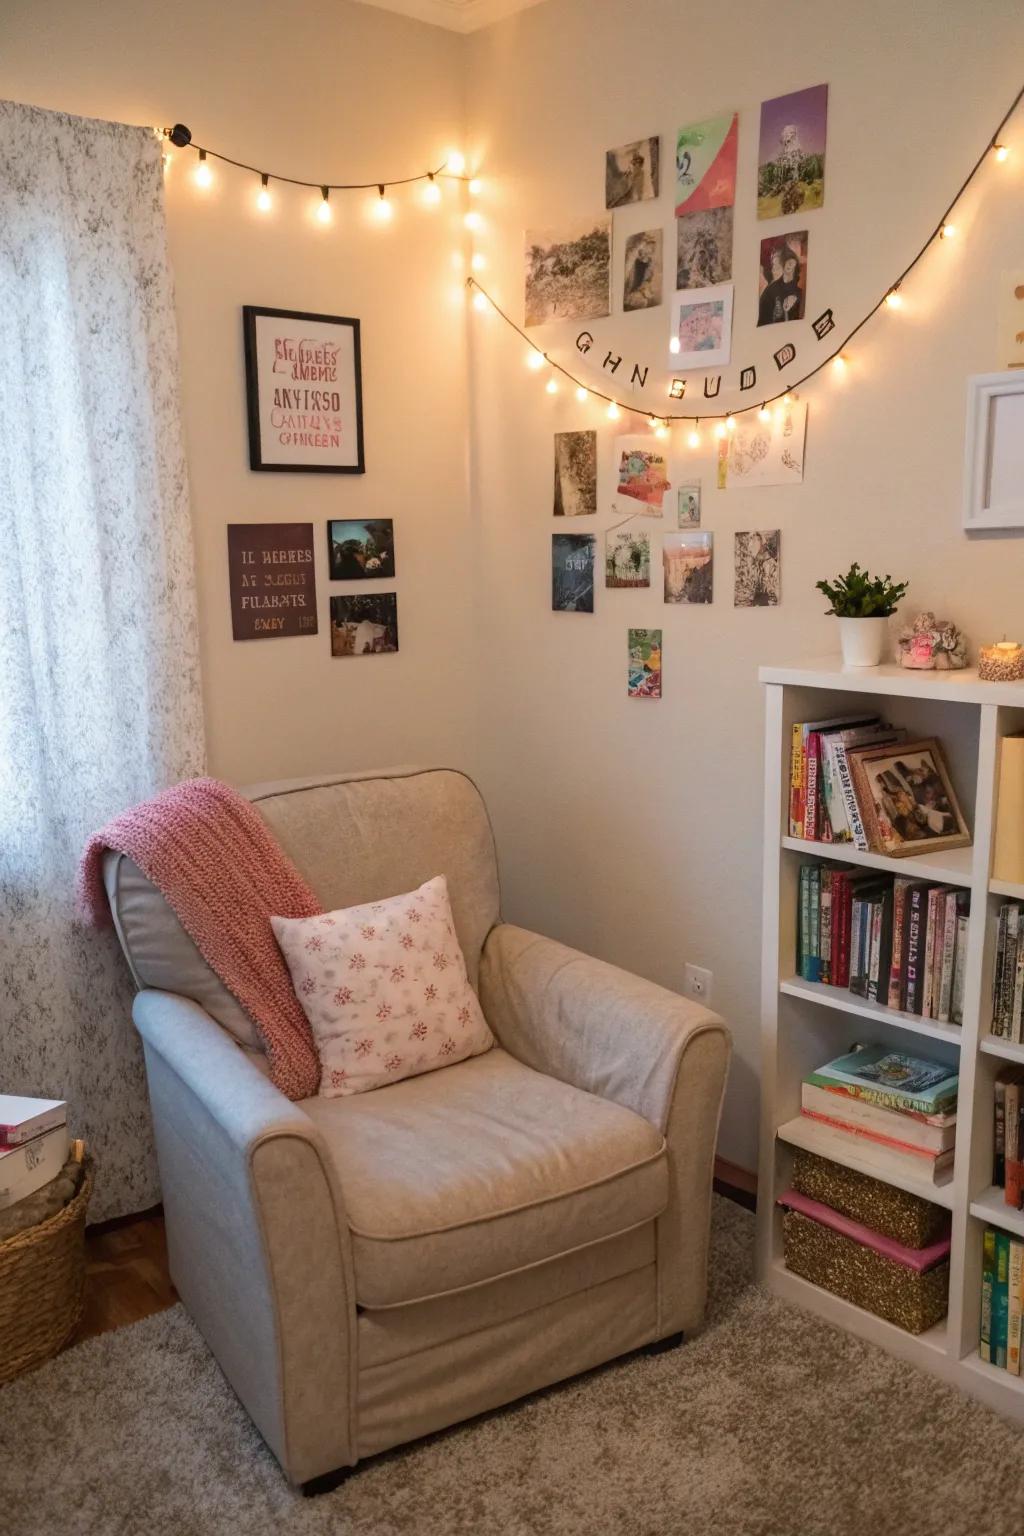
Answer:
468, 178, 482, 196
655, 424, 669, 440
687, 428, 701, 449
527, 350, 545, 370
316, 187, 332, 224
575, 386, 588, 403
545, 377, 559, 394
940, 222, 956, 239
373, 186, 393, 221
782, 393, 794, 407
714, 423, 726, 440
758, 405, 771, 422
447, 150, 466, 175
256, 175, 272, 212
648, 417, 660, 431
669, 337, 681, 355
472, 291, 488, 311
194, 150, 212, 188
833, 354, 847, 374
470, 252, 486, 271
422, 177, 441, 206
606, 403, 620, 421
725, 415, 736, 432
464, 210, 482, 231
885, 288, 903, 309
994, 143, 1010, 163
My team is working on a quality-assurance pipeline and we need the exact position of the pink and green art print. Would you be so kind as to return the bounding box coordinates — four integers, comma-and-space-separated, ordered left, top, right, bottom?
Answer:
675, 113, 738, 217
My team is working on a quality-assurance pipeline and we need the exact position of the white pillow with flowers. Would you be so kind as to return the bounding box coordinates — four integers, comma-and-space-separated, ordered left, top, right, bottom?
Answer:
271, 875, 493, 1097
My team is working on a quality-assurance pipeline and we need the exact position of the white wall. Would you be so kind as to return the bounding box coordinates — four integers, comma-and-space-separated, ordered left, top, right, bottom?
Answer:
464, 0, 1024, 1169
1, 0, 475, 786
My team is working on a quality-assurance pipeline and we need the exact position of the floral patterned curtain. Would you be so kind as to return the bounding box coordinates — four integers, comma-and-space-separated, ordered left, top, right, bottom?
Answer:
0, 101, 205, 1220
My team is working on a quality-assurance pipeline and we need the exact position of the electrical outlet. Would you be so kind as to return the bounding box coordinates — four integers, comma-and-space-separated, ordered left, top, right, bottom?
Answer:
683, 964, 713, 1005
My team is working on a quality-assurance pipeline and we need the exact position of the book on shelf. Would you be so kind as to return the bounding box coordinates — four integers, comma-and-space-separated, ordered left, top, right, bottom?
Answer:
789, 1111, 953, 1186
809, 1044, 958, 1117
0, 1094, 66, 1148
0, 1122, 70, 1209
982, 1227, 996, 1362
994, 1230, 1011, 1370
993, 1067, 1024, 1211
980, 1227, 1024, 1375
991, 901, 1024, 1042
993, 733, 1024, 887
788, 714, 886, 843
800, 1080, 956, 1154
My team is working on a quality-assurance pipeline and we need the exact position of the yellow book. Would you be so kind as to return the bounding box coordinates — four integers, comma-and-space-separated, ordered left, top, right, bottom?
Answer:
994, 735, 1024, 885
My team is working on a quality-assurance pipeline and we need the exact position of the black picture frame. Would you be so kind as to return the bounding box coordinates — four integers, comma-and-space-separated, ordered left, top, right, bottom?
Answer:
242, 305, 365, 474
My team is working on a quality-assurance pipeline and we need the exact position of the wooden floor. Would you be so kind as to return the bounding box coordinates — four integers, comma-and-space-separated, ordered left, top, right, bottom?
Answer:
73, 1156, 757, 1343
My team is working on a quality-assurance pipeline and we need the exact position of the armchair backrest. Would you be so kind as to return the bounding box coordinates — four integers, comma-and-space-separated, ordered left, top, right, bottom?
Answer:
103, 767, 501, 1055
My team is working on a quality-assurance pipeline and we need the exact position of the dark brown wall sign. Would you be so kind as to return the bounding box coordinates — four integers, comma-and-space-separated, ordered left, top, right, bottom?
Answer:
227, 522, 318, 640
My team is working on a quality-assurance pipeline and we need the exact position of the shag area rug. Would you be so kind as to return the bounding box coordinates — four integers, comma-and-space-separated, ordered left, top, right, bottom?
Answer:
2, 1195, 1021, 1536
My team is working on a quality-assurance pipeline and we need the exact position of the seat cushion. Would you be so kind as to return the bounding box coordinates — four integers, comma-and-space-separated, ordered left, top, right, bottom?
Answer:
302, 1048, 667, 1308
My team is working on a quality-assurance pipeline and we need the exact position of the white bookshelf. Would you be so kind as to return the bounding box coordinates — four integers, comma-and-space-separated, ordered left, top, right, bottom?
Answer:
757, 657, 1024, 1423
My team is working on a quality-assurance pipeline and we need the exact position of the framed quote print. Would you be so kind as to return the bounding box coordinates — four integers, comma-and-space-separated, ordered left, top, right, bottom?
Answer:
242, 306, 365, 473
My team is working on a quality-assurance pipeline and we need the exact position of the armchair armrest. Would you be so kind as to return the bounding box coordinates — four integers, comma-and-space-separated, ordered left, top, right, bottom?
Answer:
480, 924, 730, 1338
133, 991, 357, 1485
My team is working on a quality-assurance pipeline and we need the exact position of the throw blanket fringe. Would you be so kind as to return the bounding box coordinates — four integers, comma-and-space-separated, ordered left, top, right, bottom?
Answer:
78, 778, 322, 1099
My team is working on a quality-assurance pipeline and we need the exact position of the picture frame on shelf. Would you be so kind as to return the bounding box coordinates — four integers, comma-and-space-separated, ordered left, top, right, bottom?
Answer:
962, 371, 1024, 530
242, 306, 364, 474
849, 738, 971, 859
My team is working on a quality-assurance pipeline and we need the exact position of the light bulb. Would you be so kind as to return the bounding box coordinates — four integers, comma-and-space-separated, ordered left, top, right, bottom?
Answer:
655, 424, 669, 440
669, 337, 681, 355
575, 386, 588, 403
468, 178, 482, 196
606, 403, 620, 421
940, 222, 956, 239
422, 176, 441, 206
687, 428, 700, 449
316, 187, 332, 224
447, 150, 466, 175
782, 393, 794, 407
464, 210, 482, 231
832, 354, 847, 374
885, 288, 903, 309
373, 186, 393, 221
714, 422, 727, 440
471, 253, 486, 271
758, 405, 771, 422
725, 415, 736, 432
472, 291, 488, 311
994, 143, 1010, 163
527, 350, 545, 370
256, 174, 272, 212
648, 417, 660, 431
545, 377, 559, 395
194, 150, 212, 188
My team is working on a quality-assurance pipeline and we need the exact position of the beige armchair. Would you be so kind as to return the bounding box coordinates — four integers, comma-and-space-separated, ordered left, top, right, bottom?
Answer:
103, 768, 729, 1492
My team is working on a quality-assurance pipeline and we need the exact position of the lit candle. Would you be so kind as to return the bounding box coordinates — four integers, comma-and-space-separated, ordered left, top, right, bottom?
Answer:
980, 640, 1024, 681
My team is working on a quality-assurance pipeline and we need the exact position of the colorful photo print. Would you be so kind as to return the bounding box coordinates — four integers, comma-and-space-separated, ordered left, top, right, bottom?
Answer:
614, 436, 670, 513
676, 206, 733, 291
605, 137, 660, 208
734, 529, 781, 607
663, 531, 713, 604
670, 284, 733, 368
675, 113, 738, 217
623, 230, 663, 312
723, 399, 806, 487
677, 482, 701, 528
757, 84, 828, 220
327, 519, 395, 580
757, 231, 808, 326
330, 593, 398, 656
628, 628, 662, 699
552, 533, 596, 612
524, 218, 612, 327
553, 430, 598, 517
606, 528, 651, 588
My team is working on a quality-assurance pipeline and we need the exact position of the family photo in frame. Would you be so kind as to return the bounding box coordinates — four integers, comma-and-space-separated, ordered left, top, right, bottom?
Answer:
851, 738, 970, 857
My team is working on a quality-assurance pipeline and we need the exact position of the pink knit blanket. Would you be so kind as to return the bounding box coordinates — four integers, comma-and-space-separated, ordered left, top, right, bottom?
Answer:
78, 777, 323, 1099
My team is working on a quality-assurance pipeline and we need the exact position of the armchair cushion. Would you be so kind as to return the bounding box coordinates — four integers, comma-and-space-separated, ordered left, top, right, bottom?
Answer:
302, 1047, 667, 1309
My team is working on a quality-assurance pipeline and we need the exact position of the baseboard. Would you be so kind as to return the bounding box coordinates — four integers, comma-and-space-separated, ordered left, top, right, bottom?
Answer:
713, 1156, 757, 1212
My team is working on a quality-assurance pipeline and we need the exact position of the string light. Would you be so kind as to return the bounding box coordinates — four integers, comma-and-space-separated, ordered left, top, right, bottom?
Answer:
464, 210, 483, 231
687, 426, 701, 449
471, 253, 486, 271
545, 376, 559, 394
940, 222, 956, 239
669, 337, 681, 355
832, 354, 847, 374
575, 386, 588, 402
256, 173, 272, 212
447, 150, 466, 175
714, 422, 727, 440
194, 149, 212, 188
316, 186, 332, 224
994, 143, 1010, 162
885, 286, 903, 309
782, 393, 794, 407
468, 178, 482, 196
725, 414, 736, 431
655, 422, 669, 440
472, 290, 488, 312
758, 404, 771, 422
606, 403, 621, 421
373, 185, 393, 222
527, 349, 546, 370
422, 174, 441, 206
648, 416, 660, 431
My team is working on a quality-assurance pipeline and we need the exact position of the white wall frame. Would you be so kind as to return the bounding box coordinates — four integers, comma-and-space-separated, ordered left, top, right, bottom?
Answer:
962, 371, 1024, 531
758, 657, 1024, 1423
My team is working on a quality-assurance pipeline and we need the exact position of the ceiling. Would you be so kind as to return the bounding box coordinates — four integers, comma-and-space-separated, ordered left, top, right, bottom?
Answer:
353, 0, 548, 31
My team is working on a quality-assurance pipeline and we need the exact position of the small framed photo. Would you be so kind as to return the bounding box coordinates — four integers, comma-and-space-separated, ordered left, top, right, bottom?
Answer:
327, 519, 395, 580
243, 306, 364, 473
962, 371, 1024, 530
330, 594, 398, 656
850, 738, 971, 858
669, 284, 733, 369
677, 481, 701, 527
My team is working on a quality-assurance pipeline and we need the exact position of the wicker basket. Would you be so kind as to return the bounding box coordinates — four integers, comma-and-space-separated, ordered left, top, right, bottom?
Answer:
0, 1159, 93, 1385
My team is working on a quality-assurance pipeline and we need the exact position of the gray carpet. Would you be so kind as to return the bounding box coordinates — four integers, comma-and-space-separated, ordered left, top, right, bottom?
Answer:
2, 1195, 1021, 1536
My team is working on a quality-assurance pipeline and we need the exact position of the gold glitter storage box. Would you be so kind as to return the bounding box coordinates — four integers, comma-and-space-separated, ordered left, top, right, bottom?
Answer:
790, 1150, 949, 1249
779, 1190, 950, 1335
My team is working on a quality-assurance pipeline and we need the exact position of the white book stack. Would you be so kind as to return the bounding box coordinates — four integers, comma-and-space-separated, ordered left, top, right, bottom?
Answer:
0, 1095, 69, 1210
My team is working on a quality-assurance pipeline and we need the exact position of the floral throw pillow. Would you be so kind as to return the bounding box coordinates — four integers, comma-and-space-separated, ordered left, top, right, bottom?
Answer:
271, 875, 494, 1097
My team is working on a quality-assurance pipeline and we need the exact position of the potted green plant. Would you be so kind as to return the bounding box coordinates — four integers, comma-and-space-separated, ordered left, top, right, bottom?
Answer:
815, 564, 909, 668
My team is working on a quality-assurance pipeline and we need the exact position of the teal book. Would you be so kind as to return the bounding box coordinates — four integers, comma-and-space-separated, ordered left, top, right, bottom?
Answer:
994, 1230, 1011, 1369
807, 1044, 959, 1117
981, 1226, 995, 1363
807, 867, 822, 983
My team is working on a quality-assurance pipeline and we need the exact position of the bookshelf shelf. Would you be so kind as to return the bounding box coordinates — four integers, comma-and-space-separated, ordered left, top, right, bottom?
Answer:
779, 976, 965, 1046
780, 835, 975, 888
759, 662, 1024, 1423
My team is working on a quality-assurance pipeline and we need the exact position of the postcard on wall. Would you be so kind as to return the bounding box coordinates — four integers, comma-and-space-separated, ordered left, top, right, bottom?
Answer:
757, 231, 809, 326
606, 137, 660, 208
554, 430, 598, 517
623, 230, 663, 312
242, 307, 364, 473
606, 528, 651, 588
552, 533, 596, 612
677, 481, 701, 528
676, 207, 733, 291
670, 284, 733, 368
614, 436, 670, 514
675, 113, 738, 217
227, 523, 318, 641
663, 531, 713, 604
724, 399, 807, 487
329, 593, 398, 656
524, 218, 612, 327
628, 629, 662, 699
997, 269, 1024, 369
327, 519, 395, 580
757, 84, 828, 221
734, 530, 781, 607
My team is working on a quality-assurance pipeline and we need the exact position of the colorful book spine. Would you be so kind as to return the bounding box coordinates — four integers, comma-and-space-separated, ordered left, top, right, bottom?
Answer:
922, 887, 941, 1020
995, 1076, 1008, 1186
832, 740, 869, 852
803, 733, 820, 842
1006, 1079, 1022, 1210
866, 900, 884, 1003
994, 1231, 1012, 1369
952, 908, 969, 1028
790, 723, 804, 837
888, 878, 910, 1011
905, 885, 927, 1015
1002, 906, 1020, 1037
807, 866, 822, 983
798, 865, 811, 980
981, 1226, 995, 1363
1009, 1239, 1024, 1376
994, 906, 1009, 1037
1014, 919, 1024, 1043
831, 870, 850, 988
819, 867, 833, 985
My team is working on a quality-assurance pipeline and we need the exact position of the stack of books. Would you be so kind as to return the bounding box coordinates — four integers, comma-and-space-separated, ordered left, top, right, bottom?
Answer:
991, 901, 1024, 1041
993, 1067, 1024, 1210
799, 1044, 957, 1187
790, 712, 904, 846
0, 1095, 69, 1210
797, 863, 969, 1023
981, 1227, 1024, 1374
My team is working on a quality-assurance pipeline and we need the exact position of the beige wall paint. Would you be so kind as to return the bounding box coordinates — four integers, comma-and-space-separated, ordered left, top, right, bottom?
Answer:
464, 0, 1024, 1168
1, 0, 475, 785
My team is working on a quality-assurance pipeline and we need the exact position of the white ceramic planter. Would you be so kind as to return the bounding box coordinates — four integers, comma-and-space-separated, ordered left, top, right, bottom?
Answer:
838, 615, 888, 668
